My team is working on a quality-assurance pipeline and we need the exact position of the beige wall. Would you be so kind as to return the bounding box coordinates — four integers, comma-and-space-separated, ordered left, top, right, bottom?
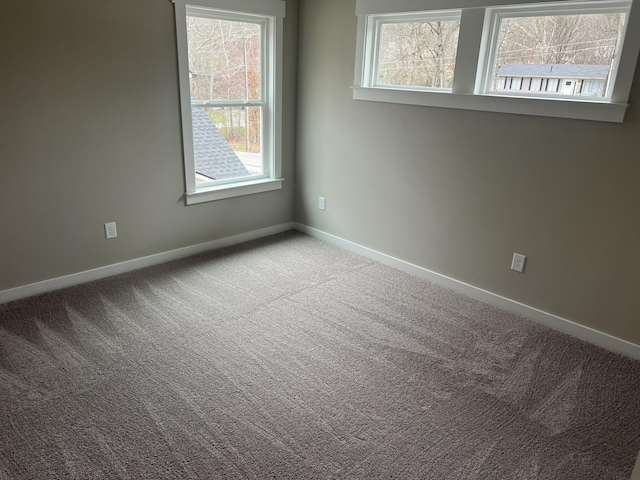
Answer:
3, 0, 640, 347
0, 0, 297, 291
632, 450, 640, 480
295, 0, 640, 345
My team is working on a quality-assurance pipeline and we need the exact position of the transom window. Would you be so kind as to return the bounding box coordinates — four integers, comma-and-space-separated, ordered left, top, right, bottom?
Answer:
482, 5, 629, 100
354, 0, 640, 122
370, 12, 461, 90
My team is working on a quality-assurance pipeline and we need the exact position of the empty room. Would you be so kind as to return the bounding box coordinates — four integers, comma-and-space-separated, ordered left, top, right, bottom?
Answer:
2, 0, 640, 478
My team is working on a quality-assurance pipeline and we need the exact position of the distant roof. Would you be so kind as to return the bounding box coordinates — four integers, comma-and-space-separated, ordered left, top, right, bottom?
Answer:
498, 64, 610, 79
190, 95, 249, 181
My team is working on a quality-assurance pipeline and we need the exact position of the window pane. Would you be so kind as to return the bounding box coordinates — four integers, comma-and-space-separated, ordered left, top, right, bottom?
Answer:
377, 19, 460, 89
192, 106, 263, 183
491, 12, 626, 97
187, 16, 261, 101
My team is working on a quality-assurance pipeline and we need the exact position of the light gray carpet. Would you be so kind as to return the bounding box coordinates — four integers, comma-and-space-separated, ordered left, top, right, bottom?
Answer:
1, 231, 639, 479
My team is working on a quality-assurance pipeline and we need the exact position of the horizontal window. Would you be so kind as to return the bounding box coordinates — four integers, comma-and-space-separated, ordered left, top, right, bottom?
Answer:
370, 12, 461, 90
354, 0, 640, 122
482, 5, 628, 100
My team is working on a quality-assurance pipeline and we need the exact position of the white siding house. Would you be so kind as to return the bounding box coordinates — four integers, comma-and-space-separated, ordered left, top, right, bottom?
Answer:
497, 64, 611, 97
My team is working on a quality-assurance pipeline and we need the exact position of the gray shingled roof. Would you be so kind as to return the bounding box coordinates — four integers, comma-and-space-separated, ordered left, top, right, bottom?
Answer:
498, 63, 610, 79
191, 97, 249, 181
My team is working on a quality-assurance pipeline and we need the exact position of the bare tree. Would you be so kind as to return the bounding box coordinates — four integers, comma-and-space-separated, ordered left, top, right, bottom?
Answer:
377, 20, 459, 89
495, 13, 624, 68
186, 17, 262, 152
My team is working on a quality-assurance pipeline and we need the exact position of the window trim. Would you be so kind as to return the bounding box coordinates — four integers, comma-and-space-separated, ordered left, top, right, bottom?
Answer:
354, 0, 640, 122
172, 0, 285, 204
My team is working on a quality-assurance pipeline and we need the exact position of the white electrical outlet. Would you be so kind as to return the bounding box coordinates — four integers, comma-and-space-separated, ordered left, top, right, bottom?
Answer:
511, 253, 526, 273
319, 196, 326, 211
105, 222, 118, 239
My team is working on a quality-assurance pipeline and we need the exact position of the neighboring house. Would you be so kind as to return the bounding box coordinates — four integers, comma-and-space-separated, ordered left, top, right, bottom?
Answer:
190, 94, 250, 182
497, 63, 610, 97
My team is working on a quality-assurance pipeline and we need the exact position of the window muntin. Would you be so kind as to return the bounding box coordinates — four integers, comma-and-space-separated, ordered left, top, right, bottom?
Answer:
372, 13, 461, 90
485, 7, 628, 100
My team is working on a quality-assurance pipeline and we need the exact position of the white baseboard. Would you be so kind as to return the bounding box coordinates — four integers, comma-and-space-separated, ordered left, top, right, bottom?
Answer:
294, 223, 640, 361
0, 222, 295, 305
4, 221, 639, 360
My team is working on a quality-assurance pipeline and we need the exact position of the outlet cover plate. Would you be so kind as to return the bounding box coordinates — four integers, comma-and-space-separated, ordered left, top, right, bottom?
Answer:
105, 222, 118, 239
511, 253, 526, 273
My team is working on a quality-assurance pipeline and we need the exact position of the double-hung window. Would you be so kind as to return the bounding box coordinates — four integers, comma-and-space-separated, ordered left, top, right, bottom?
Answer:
354, 0, 640, 122
172, 0, 285, 205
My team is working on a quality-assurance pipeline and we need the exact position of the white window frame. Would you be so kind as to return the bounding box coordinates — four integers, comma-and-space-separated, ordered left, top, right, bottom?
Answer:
478, 1, 630, 100
354, 0, 640, 122
172, 0, 285, 205
365, 10, 462, 91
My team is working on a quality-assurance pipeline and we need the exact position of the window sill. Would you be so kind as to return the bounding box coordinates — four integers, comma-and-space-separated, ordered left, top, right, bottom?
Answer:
185, 178, 284, 205
352, 87, 629, 123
